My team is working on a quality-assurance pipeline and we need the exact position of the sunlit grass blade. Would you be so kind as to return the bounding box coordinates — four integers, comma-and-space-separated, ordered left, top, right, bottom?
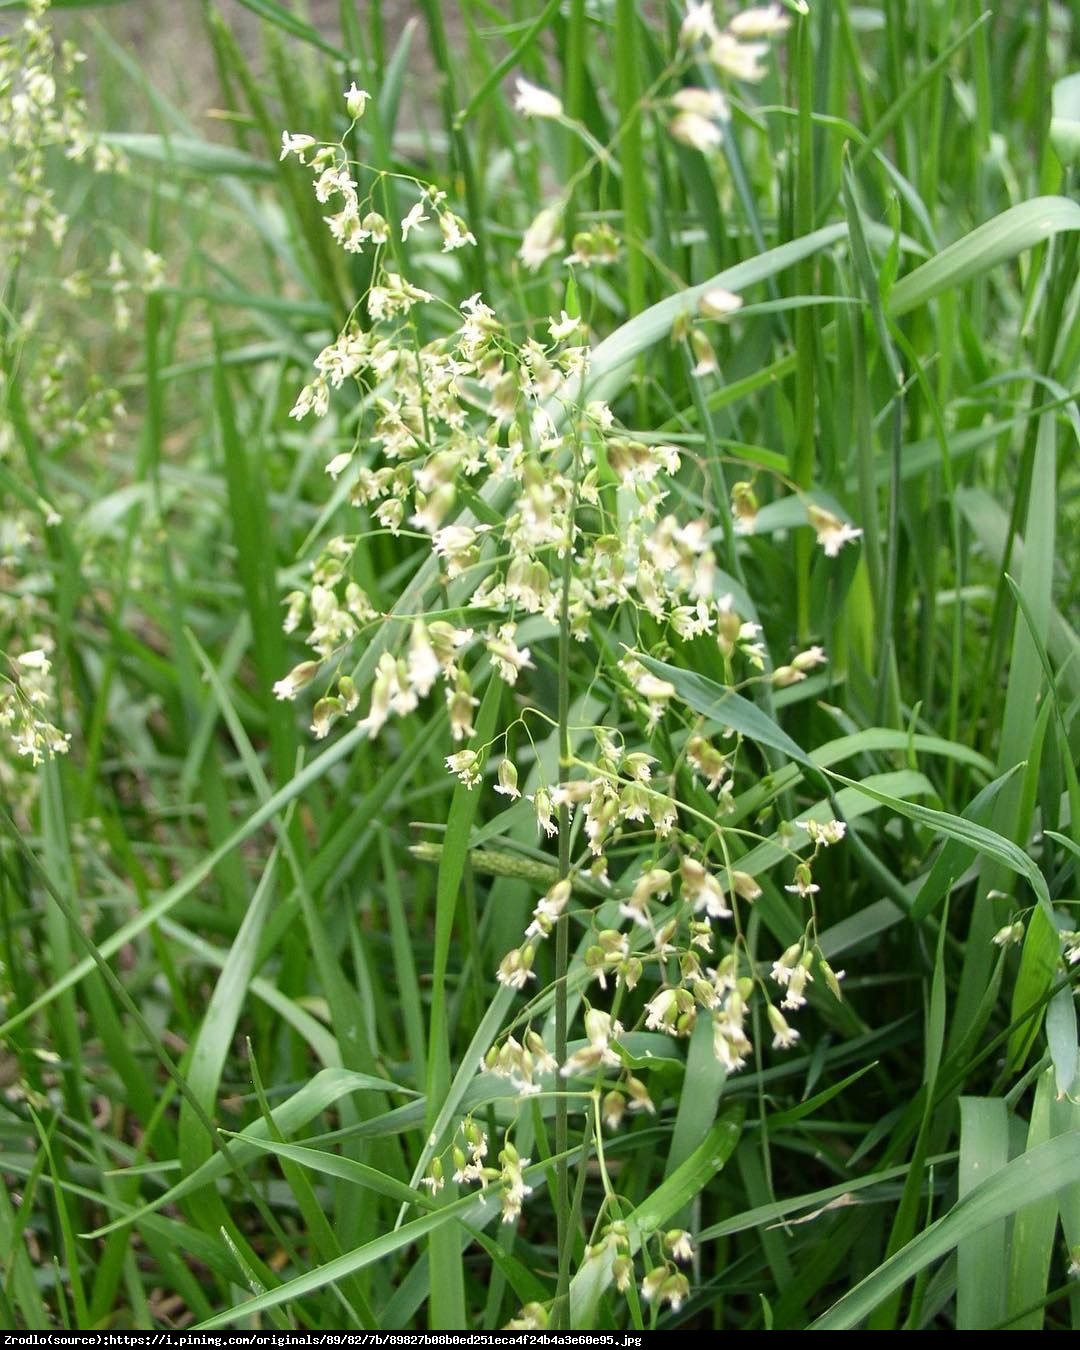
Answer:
1007, 1070, 1062, 1330
957, 1096, 1009, 1329
887, 197, 1080, 316
811, 1132, 1080, 1329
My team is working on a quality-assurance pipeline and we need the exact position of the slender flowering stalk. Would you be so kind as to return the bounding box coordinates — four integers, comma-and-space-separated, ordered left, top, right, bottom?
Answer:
270, 38, 860, 1323
553, 440, 582, 1328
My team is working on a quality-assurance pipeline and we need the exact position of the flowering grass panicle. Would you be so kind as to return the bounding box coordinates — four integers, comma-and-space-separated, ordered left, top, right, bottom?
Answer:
275, 31, 863, 1322
0, 0, 150, 812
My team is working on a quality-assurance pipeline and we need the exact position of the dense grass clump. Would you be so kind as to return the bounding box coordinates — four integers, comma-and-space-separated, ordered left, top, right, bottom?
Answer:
0, 0, 1078, 1332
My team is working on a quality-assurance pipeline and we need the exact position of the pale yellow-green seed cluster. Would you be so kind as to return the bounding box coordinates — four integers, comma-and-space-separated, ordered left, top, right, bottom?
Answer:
275, 13, 860, 1322
0, 2, 157, 806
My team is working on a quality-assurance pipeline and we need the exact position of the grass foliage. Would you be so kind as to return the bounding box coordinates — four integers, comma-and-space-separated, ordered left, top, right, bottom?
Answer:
0, 0, 1078, 1332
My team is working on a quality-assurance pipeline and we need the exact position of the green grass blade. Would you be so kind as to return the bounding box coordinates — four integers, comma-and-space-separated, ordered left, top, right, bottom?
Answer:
227, 0, 344, 57
811, 1133, 1080, 1329
1007, 1070, 1060, 1330
887, 197, 1080, 316
826, 771, 1053, 920
101, 133, 274, 179
639, 655, 818, 773
957, 1097, 1009, 1329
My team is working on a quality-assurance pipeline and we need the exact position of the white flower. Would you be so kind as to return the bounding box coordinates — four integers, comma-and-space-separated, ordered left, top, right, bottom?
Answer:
699, 286, 743, 318
547, 309, 582, 341
584, 1008, 623, 1061
669, 111, 723, 153
781, 961, 813, 1011
519, 206, 565, 271
289, 383, 315, 420
690, 329, 718, 375
361, 211, 390, 244
531, 785, 558, 838
313, 162, 355, 204
680, 857, 732, 919
672, 87, 730, 120
419, 1161, 444, 1194
447, 680, 479, 741
446, 748, 482, 788
665, 1229, 695, 1264
407, 622, 441, 698
272, 660, 320, 701
785, 864, 819, 898
680, 1, 720, 46
310, 698, 342, 740
526, 879, 570, 939
439, 212, 476, 252
324, 206, 366, 252
505, 1304, 547, 1331
358, 653, 412, 739
808, 504, 863, 557
728, 4, 791, 39
768, 1004, 800, 1050
991, 921, 1025, 948
432, 524, 479, 575
496, 946, 536, 989
770, 942, 803, 987
642, 1266, 669, 1305
280, 130, 317, 162
773, 664, 806, 688
344, 82, 370, 119
495, 759, 521, 800
325, 451, 353, 480
282, 590, 306, 635
644, 988, 681, 1032
16, 649, 51, 673
730, 870, 762, 901
514, 77, 563, 120
798, 817, 846, 846
486, 626, 533, 686
401, 200, 429, 241
710, 33, 770, 81
792, 645, 828, 672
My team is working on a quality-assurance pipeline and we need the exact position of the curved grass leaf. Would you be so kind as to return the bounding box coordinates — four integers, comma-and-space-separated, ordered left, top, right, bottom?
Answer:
662, 1015, 728, 1230
887, 197, 1080, 316
85, 1069, 416, 1239
220, 1136, 435, 1211
229, 0, 344, 57
826, 771, 1053, 920
194, 1187, 505, 1328
909, 766, 1023, 923
702, 1152, 955, 1242
638, 655, 817, 772
585, 224, 851, 402
1007, 1072, 1061, 1329
811, 1132, 1080, 1329
177, 843, 282, 1178
102, 133, 275, 179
